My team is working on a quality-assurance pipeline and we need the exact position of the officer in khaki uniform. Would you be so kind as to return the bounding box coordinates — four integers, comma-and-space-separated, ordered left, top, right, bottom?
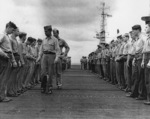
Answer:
34, 38, 42, 84
141, 16, 150, 104
126, 32, 136, 92
96, 45, 102, 77
24, 37, 36, 89
115, 36, 122, 88
7, 28, 20, 97
0, 21, 18, 102
127, 25, 147, 100
105, 43, 110, 81
109, 40, 115, 84
36, 25, 60, 94
53, 28, 70, 89
122, 33, 130, 91
30, 38, 37, 85
80, 56, 84, 70
18, 32, 27, 92
112, 41, 118, 84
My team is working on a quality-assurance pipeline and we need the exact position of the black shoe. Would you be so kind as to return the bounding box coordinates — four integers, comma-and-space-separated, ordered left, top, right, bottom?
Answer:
57, 86, 62, 90
144, 101, 150, 105
126, 93, 135, 98
41, 88, 46, 93
135, 96, 146, 100
46, 89, 53, 94
7, 93, 18, 97
1, 97, 12, 102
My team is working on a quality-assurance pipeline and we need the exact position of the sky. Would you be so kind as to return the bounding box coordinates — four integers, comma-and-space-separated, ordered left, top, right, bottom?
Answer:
0, 0, 149, 64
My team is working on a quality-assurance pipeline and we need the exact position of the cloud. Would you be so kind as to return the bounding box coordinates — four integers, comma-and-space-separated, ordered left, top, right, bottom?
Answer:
3, 0, 117, 64
40, 0, 116, 27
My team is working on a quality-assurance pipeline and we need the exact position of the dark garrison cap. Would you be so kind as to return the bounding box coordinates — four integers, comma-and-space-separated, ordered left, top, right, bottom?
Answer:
44, 25, 52, 31
27, 37, 35, 43
117, 35, 122, 39
97, 44, 102, 48
141, 16, 150, 24
37, 38, 43, 42
132, 25, 141, 30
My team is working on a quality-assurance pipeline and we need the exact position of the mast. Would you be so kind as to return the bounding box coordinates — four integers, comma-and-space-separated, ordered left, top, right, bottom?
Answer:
96, 2, 112, 44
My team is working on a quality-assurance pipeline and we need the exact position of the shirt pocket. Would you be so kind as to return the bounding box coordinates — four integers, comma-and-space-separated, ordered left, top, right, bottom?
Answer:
49, 42, 55, 50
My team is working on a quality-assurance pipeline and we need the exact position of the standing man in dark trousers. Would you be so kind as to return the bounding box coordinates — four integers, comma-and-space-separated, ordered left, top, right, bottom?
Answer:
126, 32, 136, 92
35, 38, 42, 84
141, 16, 150, 104
126, 25, 146, 100
53, 28, 70, 89
0, 21, 18, 102
36, 25, 60, 94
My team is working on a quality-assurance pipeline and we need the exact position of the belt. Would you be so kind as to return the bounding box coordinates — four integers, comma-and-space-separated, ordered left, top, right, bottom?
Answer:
144, 52, 150, 60
13, 53, 19, 56
4, 51, 12, 54
135, 53, 142, 60
43, 51, 56, 55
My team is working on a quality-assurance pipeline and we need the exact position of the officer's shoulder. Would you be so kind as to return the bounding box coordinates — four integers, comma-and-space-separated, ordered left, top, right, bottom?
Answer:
140, 33, 147, 39
59, 38, 66, 42
52, 36, 58, 41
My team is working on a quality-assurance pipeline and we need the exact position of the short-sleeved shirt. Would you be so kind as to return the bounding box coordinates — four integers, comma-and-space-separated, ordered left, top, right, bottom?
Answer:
112, 46, 117, 57
142, 34, 150, 53
0, 33, 12, 52
96, 52, 101, 64
58, 38, 69, 54
123, 42, 130, 55
10, 35, 19, 54
134, 33, 146, 54
101, 49, 106, 58
128, 40, 136, 55
30, 46, 37, 58
39, 36, 60, 57
118, 42, 125, 55
116, 44, 122, 56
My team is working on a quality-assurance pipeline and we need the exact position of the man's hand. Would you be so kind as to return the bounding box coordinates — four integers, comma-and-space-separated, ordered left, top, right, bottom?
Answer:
132, 59, 135, 66
54, 57, 59, 64
141, 60, 144, 68
21, 62, 25, 67
147, 60, 150, 68
12, 61, 17, 68
36, 57, 40, 63
127, 60, 130, 67
18, 61, 21, 67
59, 54, 66, 59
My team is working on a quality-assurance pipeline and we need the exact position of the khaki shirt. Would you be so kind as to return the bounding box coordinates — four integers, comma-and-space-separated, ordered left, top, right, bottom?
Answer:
18, 41, 25, 64
58, 38, 70, 55
119, 42, 125, 55
112, 46, 117, 58
142, 34, 150, 53
80, 58, 84, 63
97, 52, 101, 64
10, 35, 19, 54
30, 46, 37, 58
26, 45, 35, 60
128, 40, 136, 55
123, 42, 130, 55
101, 49, 106, 58
0, 32, 16, 62
35, 44, 41, 58
134, 33, 146, 54
39, 36, 60, 58
0, 33, 12, 53
116, 44, 122, 56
